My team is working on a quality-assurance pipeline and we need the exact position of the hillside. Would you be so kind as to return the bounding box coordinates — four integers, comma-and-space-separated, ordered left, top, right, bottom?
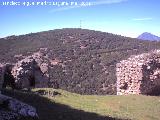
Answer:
1, 28, 160, 95
2, 88, 160, 120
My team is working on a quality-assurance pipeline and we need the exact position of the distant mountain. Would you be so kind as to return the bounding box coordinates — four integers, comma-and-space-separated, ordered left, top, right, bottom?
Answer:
138, 32, 160, 41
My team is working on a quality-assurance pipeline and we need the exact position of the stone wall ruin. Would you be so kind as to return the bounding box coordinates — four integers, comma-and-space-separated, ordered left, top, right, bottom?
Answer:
116, 50, 160, 95
11, 51, 50, 89
0, 62, 39, 120
0, 63, 15, 90
0, 63, 4, 90
0, 48, 50, 90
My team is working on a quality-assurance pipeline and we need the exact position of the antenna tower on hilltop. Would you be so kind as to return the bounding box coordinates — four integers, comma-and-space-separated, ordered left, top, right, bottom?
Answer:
80, 20, 82, 28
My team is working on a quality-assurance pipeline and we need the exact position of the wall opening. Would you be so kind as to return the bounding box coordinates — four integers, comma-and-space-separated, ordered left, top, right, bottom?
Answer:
147, 85, 160, 96
29, 75, 35, 87
120, 82, 128, 90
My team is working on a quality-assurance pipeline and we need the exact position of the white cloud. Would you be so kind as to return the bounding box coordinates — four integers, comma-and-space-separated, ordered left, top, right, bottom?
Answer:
49, 0, 128, 13
91, 0, 128, 6
132, 17, 153, 21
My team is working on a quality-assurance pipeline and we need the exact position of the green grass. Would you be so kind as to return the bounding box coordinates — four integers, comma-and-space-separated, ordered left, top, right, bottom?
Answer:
2, 88, 160, 120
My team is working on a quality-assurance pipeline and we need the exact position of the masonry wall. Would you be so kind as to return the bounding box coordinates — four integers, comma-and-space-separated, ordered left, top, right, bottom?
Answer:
0, 64, 4, 90
116, 50, 160, 95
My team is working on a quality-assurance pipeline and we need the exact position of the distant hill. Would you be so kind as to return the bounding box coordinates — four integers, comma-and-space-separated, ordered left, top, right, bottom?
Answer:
1, 28, 160, 95
137, 32, 160, 41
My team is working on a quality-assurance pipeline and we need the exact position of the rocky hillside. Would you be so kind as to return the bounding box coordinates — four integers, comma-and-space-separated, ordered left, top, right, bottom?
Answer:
1, 28, 160, 95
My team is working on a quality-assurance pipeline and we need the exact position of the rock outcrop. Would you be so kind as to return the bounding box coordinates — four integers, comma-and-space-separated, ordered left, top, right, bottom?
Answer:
117, 50, 160, 95
0, 94, 38, 120
11, 49, 50, 89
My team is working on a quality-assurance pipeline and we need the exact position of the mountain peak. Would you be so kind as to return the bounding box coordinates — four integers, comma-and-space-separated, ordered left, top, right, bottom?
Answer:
138, 32, 160, 41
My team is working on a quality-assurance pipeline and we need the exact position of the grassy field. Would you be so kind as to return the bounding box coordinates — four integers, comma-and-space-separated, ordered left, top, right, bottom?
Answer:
2, 88, 160, 120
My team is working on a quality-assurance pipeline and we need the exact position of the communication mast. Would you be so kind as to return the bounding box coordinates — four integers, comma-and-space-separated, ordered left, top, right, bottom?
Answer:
80, 20, 82, 28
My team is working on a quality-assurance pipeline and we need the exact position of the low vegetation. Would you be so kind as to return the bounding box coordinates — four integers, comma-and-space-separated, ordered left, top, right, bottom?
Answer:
2, 88, 160, 120
1, 28, 160, 94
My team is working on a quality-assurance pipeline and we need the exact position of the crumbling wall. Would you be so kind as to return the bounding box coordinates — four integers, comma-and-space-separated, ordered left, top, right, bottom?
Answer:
0, 48, 50, 90
12, 50, 50, 89
117, 50, 160, 95
0, 65, 38, 120
0, 64, 14, 90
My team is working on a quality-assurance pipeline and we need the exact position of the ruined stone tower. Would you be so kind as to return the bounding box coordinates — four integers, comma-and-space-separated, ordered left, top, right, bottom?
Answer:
116, 50, 160, 95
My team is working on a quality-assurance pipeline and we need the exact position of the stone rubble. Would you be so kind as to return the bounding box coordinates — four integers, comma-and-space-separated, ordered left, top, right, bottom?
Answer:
0, 94, 38, 119
117, 50, 160, 95
0, 109, 20, 120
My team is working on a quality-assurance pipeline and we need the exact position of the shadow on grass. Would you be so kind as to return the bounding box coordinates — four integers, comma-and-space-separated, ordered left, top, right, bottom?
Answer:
2, 89, 128, 120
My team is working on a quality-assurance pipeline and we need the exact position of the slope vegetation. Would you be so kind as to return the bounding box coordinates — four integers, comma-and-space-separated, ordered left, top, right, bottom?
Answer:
1, 28, 160, 94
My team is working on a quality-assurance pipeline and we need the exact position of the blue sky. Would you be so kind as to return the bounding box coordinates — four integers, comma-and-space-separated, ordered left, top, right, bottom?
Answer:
0, 0, 159, 38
